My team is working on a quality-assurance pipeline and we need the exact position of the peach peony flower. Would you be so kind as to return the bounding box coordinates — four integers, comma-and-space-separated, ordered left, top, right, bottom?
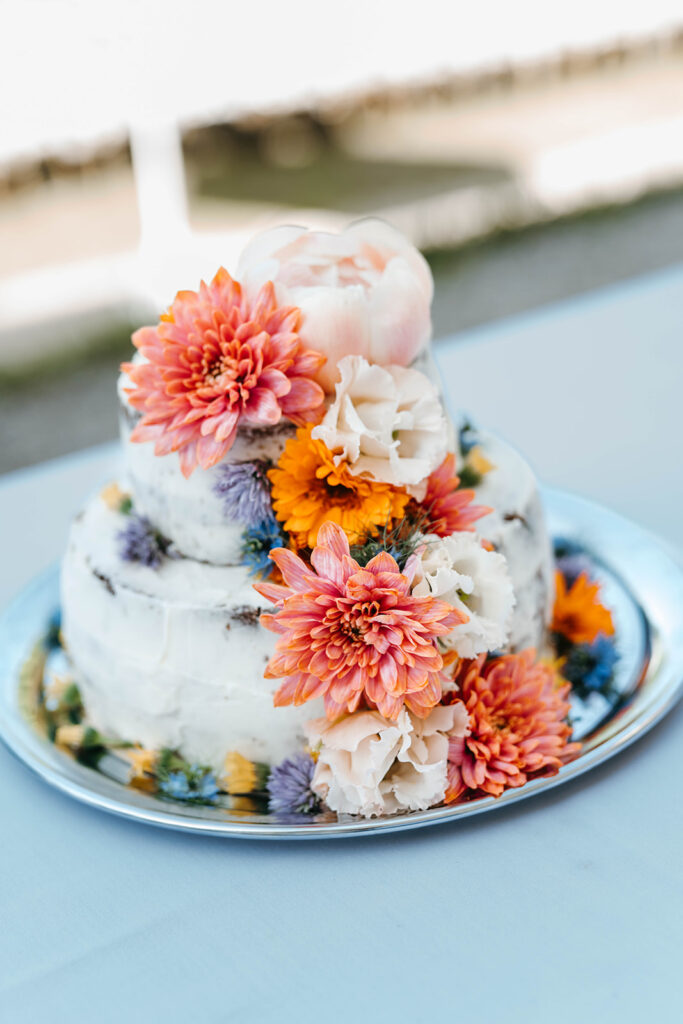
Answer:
552, 570, 615, 645
122, 268, 325, 477
445, 650, 581, 802
254, 521, 467, 720
417, 453, 491, 535
305, 703, 470, 818
268, 423, 410, 548
237, 220, 433, 391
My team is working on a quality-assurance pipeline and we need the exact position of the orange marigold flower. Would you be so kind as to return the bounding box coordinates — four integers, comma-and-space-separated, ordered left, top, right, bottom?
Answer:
268, 424, 410, 548
445, 650, 581, 802
416, 453, 491, 536
122, 268, 326, 478
254, 521, 467, 720
552, 570, 614, 645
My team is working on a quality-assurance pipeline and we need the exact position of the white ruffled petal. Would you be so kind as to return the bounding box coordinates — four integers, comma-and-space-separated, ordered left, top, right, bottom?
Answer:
305, 705, 466, 818
412, 533, 516, 658
312, 355, 448, 487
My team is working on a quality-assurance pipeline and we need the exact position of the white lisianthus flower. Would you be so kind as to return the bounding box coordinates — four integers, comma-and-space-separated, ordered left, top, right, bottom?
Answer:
412, 533, 515, 658
311, 354, 449, 489
305, 703, 469, 818
237, 219, 433, 392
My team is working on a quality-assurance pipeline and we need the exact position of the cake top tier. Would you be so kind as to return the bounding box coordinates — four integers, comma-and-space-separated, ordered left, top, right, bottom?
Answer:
121, 219, 434, 479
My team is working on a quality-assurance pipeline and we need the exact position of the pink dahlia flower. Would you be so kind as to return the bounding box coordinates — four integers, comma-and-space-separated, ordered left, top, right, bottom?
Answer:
122, 268, 326, 477
254, 522, 467, 720
418, 454, 491, 536
445, 651, 581, 802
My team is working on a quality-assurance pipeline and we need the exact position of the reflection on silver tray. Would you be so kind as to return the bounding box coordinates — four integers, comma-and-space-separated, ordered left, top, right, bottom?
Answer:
1, 487, 682, 840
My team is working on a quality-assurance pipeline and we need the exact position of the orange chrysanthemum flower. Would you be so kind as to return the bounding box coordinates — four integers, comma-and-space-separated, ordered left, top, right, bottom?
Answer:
416, 453, 491, 536
268, 424, 410, 548
122, 269, 326, 478
445, 650, 581, 802
552, 570, 615, 645
254, 521, 467, 720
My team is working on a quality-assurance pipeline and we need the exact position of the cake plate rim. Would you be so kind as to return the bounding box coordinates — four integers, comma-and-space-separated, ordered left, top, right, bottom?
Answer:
1, 485, 682, 841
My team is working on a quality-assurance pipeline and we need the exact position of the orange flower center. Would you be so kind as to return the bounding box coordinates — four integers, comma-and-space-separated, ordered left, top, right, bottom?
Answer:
198, 337, 262, 401
204, 353, 240, 382
320, 479, 356, 503
489, 713, 510, 734
325, 599, 381, 645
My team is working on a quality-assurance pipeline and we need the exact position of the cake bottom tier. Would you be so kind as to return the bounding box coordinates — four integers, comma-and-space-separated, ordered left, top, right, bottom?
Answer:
60, 429, 553, 772
60, 496, 318, 770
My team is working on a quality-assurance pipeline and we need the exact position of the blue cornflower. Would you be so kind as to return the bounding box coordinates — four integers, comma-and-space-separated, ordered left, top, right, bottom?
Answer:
583, 635, 619, 691
45, 609, 62, 650
458, 419, 480, 456
159, 771, 192, 800
159, 767, 219, 803
553, 537, 584, 559
563, 634, 619, 693
194, 771, 220, 801
267, 752, 319, 814
117, 514, 166, 568
241, 519, 287, 579
213, 460, 274, 524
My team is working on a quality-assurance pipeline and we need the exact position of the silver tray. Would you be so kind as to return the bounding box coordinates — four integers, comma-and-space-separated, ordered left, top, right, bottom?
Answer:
1, 487, 682, 839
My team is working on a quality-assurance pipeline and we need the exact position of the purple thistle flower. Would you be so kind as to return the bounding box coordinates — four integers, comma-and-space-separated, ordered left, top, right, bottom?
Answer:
213, 460, 274, 524
267, 752, 320, 814
117, 514, 165, 568
556, 553, 594, 588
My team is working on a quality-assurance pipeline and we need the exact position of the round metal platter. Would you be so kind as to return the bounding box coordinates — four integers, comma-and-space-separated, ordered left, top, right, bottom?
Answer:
1, 487, 682, 840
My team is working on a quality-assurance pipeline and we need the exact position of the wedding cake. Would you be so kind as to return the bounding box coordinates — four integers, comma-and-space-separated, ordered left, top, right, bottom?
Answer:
60, 220, 578, 818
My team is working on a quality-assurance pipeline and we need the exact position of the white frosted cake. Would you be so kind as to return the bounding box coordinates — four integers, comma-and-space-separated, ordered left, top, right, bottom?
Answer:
59, 220, 566, 816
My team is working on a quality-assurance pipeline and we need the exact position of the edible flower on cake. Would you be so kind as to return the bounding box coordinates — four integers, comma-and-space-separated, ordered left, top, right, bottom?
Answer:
237, 219, 433, 392
311, 354, 448, 490
413, 452, 491, 536
268, 423, 411, 548
212, 459, 275, 524
412, 532, 515, 658
255, 521, 465, 720
221, 750, 270, 795
267, 752, 320, 814
123, 268, 326, 477
552, 570, 615, 645
444, 651, 580, 801
305, 703, 469, 817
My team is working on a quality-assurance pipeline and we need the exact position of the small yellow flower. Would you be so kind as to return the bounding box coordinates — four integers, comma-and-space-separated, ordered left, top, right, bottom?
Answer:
100, 482, 130, 511
221, 751, 258, 794
55, 724, 86, 749
467, 446, 495, 477
119, 747, 158, 781
541, 654, 569, 690
230, 796, 260, 814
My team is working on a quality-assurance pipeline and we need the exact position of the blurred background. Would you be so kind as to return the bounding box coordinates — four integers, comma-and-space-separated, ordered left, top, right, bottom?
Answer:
2, 0, 683, 474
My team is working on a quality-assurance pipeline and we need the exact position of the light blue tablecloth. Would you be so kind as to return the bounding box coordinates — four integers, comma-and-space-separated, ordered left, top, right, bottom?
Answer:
1, 267, 682, 1023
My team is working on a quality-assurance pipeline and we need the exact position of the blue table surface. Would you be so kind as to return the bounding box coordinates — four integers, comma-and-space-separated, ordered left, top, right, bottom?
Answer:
1, 265, 682, 1024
